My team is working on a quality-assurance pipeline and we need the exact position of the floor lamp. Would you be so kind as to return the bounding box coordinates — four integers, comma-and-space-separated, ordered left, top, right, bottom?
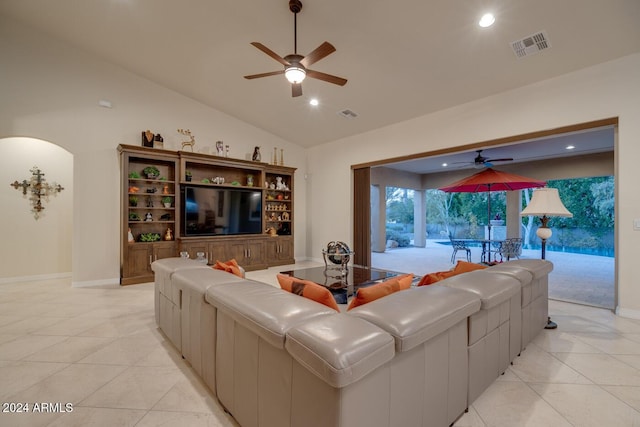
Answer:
521, 187, 573, 329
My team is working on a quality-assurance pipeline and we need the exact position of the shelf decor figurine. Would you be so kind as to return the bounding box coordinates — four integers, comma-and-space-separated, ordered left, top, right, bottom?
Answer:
142, 130, 154, 147
154, 133, 164, 149
216, 141, 224, 156
252, 146, 261, 162
177, 128, 195, 151
164, 227, 173, 241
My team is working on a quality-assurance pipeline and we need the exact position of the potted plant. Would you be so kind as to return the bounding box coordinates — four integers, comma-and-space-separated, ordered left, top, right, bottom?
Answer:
128, 171, 141, 179
129, 195, 138, 207
143, 166, 160, 179
162, 196, 172, 208
129, 212, 141, 221
490, 212, 505, 226
185, 170, 192, 182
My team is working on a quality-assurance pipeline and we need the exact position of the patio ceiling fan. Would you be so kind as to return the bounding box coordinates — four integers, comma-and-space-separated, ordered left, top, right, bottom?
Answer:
454, 150, 514, 168
244, 0, 347, 97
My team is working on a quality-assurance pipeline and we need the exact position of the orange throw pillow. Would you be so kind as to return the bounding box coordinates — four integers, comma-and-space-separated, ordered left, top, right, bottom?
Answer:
347, 278, 402, 311
417, 261, 486, 286
453, 260, 487, 274
417, 270, 456, 286
213, 259, 243, 278
276, 274, 340, 311
395, 273, 415, 290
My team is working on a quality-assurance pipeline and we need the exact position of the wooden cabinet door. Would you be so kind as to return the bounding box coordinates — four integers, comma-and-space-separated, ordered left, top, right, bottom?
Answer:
277, 237, 293, 262
126, 244, 152, 278
153, 243, 177, 261
265, 237, 293, 266
226, 241, 249, 265
245, 239, 265, 268
208, 241, 228, 264
181, 241, 209, 260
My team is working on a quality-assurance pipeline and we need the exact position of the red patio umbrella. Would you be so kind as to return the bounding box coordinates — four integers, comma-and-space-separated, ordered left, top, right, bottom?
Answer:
439, 167, 546, 241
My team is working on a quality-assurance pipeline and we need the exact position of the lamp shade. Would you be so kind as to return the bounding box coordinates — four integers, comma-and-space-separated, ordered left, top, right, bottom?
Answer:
520, 187, 573, 217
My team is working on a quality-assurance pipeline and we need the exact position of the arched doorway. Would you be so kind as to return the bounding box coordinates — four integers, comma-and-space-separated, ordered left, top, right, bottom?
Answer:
0, 137, 73, 282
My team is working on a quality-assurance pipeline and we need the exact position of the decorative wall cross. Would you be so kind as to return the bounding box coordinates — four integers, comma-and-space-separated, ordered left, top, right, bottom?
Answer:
10, 166, 64, 219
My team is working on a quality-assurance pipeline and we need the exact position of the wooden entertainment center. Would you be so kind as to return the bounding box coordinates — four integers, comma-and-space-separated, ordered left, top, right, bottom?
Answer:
118, 144, 296, 285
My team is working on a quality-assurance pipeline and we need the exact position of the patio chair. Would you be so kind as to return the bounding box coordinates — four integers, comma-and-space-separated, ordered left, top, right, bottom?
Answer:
485, 240, 504, 262
500, 238, 523, 261
449, 234, 471, 263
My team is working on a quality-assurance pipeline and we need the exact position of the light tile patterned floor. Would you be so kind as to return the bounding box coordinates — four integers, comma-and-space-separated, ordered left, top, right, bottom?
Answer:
0, 264, 638, 427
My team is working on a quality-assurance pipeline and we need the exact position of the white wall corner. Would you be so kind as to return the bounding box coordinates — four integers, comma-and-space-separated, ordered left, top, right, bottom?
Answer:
615, 306, 640, 320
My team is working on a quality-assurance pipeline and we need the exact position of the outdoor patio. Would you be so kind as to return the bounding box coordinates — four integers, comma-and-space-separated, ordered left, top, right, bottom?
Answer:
371, 240, 615, 309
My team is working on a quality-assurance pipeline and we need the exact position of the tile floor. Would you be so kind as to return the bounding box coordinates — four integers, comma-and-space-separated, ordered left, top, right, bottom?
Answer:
1, 263, 639, 427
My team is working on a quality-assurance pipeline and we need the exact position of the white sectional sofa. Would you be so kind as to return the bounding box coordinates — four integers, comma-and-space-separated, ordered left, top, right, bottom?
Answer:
152, 258, 553, 427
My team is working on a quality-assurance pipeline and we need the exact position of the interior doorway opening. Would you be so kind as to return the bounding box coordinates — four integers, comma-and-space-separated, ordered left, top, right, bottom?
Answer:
0, 137, 73, 283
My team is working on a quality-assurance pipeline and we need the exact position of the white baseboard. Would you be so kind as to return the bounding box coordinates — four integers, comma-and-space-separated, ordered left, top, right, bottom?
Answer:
0, 272, 72, 285
615, 306, 640, 320
72, 277, 120, 288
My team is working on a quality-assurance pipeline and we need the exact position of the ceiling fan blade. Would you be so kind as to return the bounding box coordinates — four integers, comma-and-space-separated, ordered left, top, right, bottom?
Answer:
244, 70, 285, 79
250, 42, 290, 66
306, 69, 347, 86
300, 41, 336, 68
292, 83, 303, 97
486, 158, 514, 162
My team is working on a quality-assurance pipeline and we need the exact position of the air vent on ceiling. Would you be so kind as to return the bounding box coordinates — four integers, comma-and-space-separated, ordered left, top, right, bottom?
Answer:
510, 31, 551, 58
337, 109, 358, 119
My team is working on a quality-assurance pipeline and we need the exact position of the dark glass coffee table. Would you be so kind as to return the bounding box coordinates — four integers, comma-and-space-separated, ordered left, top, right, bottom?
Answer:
279, 265, 401, 305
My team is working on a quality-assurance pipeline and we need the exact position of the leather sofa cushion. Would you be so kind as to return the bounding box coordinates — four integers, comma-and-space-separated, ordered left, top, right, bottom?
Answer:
439, 271, 520, 310
152, 257, 211, 303
286, 314, 395, 388
206, 280, 336, 349
349, 285, 481, 352
173, 267, 247, 294
484, 265, 534, 306
503, 259, 553, 279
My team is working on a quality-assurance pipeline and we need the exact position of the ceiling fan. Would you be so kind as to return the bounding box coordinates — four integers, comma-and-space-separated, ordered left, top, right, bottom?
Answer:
455, 150, 514, 168
244, 0, 347, 97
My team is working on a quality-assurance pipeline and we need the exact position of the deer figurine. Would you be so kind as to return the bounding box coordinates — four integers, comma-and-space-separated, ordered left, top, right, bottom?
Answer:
177, 128, 195, 151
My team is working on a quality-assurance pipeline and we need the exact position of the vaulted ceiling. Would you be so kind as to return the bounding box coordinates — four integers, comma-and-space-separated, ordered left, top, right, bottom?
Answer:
1, 0, 639, 151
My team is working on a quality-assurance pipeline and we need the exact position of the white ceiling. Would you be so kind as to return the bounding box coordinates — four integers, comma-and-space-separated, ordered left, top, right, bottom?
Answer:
384, 126, 615, 174
2, 0, 639, 151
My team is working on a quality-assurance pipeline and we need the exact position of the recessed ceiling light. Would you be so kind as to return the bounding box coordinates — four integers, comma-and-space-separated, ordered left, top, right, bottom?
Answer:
442, 163, 448, 167
309, 98, 319, 106
566, 145, 576, 150
479, 13, 495, 28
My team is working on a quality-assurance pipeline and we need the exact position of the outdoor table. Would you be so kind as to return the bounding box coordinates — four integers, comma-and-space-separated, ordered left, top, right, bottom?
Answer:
458, 239, 504, 263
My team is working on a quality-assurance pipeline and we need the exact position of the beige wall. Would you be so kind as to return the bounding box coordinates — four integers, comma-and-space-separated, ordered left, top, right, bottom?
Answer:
308, 54, 640, 319
0, 17, 307, 285
0, 137, 73, 281
2, 14, 639, 319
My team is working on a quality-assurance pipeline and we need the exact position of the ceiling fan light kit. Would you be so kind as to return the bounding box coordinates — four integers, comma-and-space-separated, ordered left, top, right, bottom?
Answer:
244, 0, 347, 97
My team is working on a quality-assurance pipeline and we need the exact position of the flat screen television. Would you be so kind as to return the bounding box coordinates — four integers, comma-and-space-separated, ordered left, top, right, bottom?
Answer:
181, 186, 262, 236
